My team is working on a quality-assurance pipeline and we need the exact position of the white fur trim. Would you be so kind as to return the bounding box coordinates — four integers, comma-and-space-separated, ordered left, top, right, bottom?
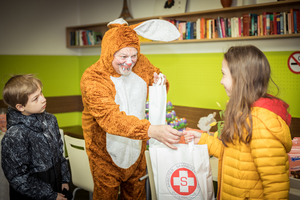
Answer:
107, 18, 128, 27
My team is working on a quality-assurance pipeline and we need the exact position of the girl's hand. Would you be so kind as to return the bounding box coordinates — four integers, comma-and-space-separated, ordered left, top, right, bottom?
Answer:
183, 130, 202, 144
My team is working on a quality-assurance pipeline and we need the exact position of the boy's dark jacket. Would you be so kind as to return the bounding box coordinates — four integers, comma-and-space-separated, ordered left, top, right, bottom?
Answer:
1, 107, 70, 200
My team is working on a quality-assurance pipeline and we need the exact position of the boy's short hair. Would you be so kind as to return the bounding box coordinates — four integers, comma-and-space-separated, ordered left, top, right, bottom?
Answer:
2, 74, 43, 110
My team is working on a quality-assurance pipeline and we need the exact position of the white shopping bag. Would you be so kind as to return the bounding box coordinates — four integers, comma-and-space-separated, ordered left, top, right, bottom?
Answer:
148, 73, 166, 147
149, 142, 214, 200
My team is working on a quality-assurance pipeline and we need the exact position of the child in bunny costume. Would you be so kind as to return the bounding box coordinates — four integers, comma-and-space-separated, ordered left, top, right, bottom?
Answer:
80, 18, 181, 199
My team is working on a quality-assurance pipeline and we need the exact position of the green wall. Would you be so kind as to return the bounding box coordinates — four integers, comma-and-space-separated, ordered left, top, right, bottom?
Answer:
79, 52, 300, 118
0, 55, 82, 127
1, 51, 300, 128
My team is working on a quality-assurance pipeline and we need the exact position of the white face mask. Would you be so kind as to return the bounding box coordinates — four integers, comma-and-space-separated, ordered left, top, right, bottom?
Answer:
112, 47, 138, 76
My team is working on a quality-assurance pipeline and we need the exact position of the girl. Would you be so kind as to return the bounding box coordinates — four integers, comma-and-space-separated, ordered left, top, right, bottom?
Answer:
184, 45, 292, 200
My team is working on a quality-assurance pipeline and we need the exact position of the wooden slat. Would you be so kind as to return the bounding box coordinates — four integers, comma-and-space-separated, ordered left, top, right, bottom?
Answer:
290, 118, 300, 139
0, 95, 83, 114
1, 97, 299, 139
45, 95, 83, 113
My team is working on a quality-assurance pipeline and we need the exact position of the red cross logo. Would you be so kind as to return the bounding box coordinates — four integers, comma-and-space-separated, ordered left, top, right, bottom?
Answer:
170, 168, 197, 195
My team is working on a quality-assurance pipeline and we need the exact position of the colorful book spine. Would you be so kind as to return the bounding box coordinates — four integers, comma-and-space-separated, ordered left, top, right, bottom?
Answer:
186, 22, 191, 39
217, 17, 223, 38
242, 14, 251, 36
283, 12, 287, 34
277, 13, 281, 34
228, 18, 231, 37
280, 13, 284, 34
241, 16, 243, 36
288, 12, 292, 34
196, 18, 201, 39
296, 10, 300, 33
290, 8, 295, 33
220, 18, 226, 38
260, 14, 263, 36
230, 18, 235, 37
293, 10, 298, 33
266, 14, 270, 35
201, 18, 206, 39
257, 15, 261, 36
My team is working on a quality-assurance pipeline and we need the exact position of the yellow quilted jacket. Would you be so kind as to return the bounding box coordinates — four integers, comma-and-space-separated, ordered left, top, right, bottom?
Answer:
199, 98, 292, 200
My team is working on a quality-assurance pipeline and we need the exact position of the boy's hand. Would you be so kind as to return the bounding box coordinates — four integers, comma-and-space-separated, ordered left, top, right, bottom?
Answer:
56, 193, 67, 200
62, 183, 69, 191
183, 130, 202, 144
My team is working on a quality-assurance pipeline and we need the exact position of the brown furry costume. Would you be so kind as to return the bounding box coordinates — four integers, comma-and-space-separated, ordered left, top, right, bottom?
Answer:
80, 19, 178, 199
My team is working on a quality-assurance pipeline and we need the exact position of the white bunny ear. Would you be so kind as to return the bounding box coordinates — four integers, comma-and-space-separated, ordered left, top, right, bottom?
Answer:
133, 19, 180, 42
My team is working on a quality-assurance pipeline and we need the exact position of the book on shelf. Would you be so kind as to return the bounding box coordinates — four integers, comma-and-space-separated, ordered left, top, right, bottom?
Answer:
288, 12, 292, 34
181, 21, 187, 40
292, 9, 300, 33
149, 6, 300, 44
260, 14, 263, 36
220, 17, 226, 38
273, 12, 277, 35
262, 12, 272, 36
280, 12, 284, 35
239, 17, 243, 37
193, 22, 197, 39
70, 31, 76, 46
200, 18, 206, 39
186, 21, 191, 39
196, 18, 201, 39
243, 14, 251, 36
252, 14, 258, 36
277, 13, 281, 34
290, 8, 296, 33
227, 18, 231, 37
296, 10, 300, 33
213, 19, 219, 39
69, 30, 102, 46
206, 19, 211, 39
257, 15, 261, 36
217, 17, 223, 38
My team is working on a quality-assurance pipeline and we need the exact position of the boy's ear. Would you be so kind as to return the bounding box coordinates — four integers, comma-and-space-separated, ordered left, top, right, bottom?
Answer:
16, 104, 25, 112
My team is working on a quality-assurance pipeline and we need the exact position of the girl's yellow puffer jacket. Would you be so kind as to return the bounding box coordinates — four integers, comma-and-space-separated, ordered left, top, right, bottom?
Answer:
199, 98, 292, 200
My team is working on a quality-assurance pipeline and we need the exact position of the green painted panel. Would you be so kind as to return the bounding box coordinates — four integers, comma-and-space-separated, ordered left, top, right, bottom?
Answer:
146, 51, 300, 118
79, 56, 99, 79
1, 52, 299, 123
53, 112, 82, 128
0, 55, 80, 97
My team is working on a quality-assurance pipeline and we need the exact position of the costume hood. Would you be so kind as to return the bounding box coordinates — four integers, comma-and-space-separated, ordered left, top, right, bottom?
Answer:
100, 18, 180, 75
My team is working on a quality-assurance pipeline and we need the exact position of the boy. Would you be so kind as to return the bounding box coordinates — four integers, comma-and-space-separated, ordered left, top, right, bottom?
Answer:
1, 74, 70, 200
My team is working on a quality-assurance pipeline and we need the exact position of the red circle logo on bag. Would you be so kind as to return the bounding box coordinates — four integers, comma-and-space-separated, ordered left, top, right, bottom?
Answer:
166, 163, 202, 199
171, 168, 197, 195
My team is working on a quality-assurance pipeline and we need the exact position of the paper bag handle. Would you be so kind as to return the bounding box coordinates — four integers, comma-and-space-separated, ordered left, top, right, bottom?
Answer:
188, 139, 194, 152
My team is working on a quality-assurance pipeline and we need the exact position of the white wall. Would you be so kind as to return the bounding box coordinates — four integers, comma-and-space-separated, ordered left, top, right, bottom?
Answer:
0, 0, 81, 55
0, 0, 298, 56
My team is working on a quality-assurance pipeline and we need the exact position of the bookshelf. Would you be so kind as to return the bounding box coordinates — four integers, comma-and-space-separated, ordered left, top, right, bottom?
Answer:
66, 0, 300, 48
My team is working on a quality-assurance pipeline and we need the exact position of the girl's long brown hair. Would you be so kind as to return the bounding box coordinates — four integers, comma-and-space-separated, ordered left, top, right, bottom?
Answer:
221, 45, 276, 146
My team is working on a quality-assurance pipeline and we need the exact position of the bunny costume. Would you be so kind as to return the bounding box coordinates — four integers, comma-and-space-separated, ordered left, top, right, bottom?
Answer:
80, 18, 179, 199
